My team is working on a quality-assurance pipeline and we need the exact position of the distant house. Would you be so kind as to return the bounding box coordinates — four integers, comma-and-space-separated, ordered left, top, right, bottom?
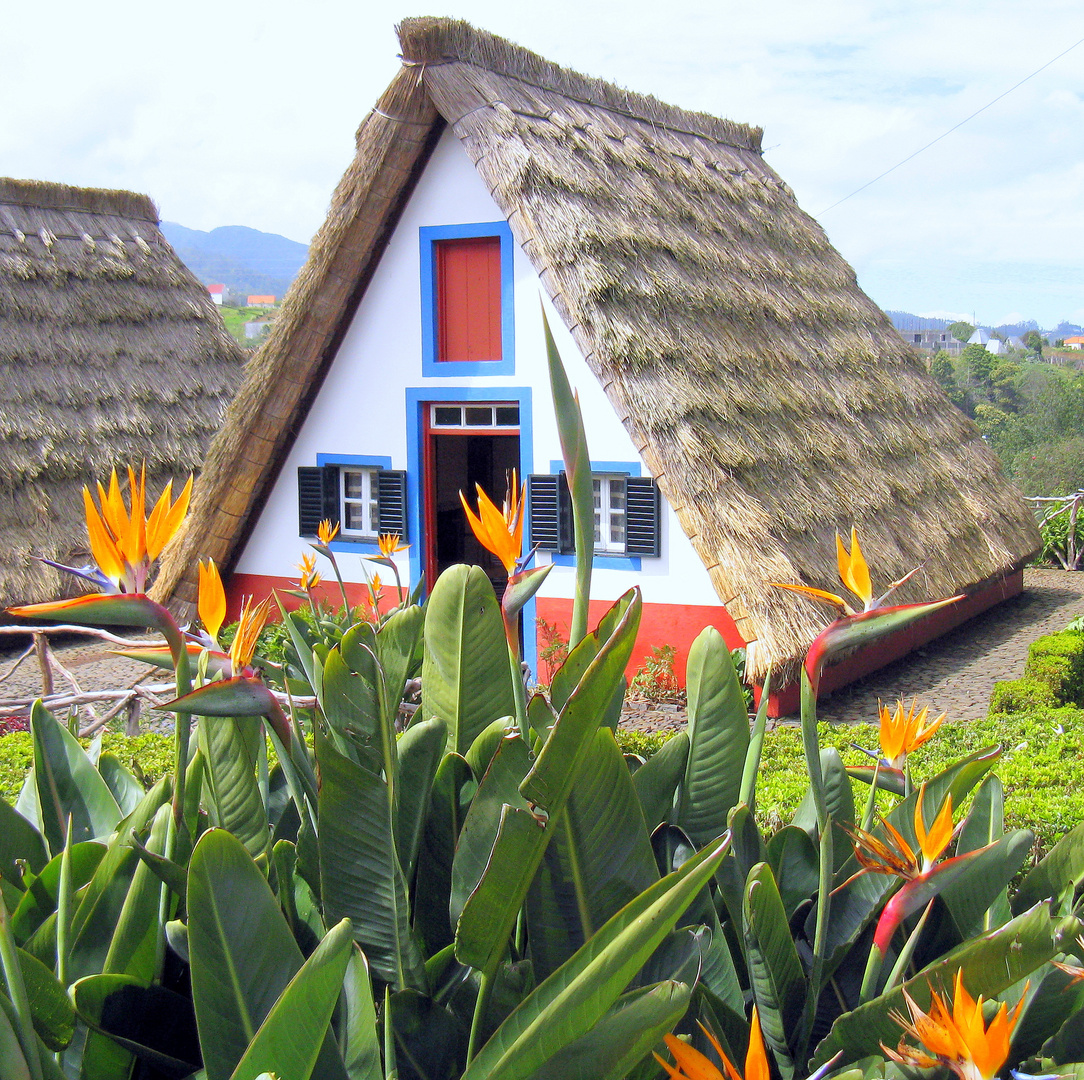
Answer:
903, 328, 964, 356
0, 177, 244, 607
208, 283, 226, 305
1065, 336, 1084, 350
968, 328, 991, 346
246, 294, 275, 307
155, 18, 1040, 712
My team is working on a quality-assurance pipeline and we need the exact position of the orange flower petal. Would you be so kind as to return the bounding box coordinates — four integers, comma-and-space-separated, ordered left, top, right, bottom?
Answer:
198, 558, 226, 640
83, 486, 125, 585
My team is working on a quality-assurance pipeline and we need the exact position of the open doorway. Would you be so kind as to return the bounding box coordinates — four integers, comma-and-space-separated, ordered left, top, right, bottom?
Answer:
422, 402, 521, 592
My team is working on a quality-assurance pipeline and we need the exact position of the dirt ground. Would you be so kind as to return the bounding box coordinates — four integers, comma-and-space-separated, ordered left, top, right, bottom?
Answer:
3, 567, 1083, 736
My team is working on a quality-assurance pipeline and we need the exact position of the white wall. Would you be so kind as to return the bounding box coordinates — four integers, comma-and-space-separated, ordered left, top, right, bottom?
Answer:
234, 129, 721, 609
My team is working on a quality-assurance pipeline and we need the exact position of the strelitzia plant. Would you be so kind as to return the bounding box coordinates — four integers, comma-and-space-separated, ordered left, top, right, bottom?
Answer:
883, 969, 1027, 1080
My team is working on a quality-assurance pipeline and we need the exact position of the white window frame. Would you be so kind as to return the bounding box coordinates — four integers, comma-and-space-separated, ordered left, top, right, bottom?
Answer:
592, 475, 627, 554
340, 466, 380, 539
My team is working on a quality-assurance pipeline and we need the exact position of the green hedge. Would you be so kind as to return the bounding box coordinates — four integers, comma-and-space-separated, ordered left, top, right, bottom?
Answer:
3, 708, 1081, 857
1024, 630, 1084, 705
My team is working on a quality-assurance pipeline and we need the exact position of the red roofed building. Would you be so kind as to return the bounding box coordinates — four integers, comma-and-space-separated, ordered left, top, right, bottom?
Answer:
207, 284, 225, 306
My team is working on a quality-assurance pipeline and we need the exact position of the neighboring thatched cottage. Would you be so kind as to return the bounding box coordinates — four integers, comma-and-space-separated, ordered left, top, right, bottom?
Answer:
0, 178, 244, 607
156, 18, 1039, 712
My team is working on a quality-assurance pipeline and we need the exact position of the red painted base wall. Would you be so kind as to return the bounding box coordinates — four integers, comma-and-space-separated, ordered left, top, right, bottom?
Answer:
226, 569, 1023, 720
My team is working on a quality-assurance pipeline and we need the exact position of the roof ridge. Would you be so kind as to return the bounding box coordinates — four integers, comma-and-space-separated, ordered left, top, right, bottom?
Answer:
397, 16, 762, 153
0, 178, 158, 223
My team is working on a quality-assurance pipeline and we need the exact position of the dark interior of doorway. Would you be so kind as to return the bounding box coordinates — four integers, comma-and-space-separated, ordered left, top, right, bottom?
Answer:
429, 432, 520, 591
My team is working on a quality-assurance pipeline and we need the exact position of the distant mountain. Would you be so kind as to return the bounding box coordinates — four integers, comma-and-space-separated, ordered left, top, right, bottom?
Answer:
885, 311, 955, 332
161, 222, 309, 300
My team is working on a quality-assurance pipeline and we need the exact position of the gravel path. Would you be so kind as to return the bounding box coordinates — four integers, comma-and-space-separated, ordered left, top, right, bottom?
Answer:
3, 568, 1083, 736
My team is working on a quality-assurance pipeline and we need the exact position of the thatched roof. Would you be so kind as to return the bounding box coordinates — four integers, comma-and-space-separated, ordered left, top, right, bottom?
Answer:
156, 17, 1040, 678
0, 177, 244, 607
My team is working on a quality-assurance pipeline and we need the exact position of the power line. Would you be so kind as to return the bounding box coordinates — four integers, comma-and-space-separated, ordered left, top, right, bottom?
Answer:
818, 35, 1084, 216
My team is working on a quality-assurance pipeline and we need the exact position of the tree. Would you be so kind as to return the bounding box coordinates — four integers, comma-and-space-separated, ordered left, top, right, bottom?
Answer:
949, 320, 975, 343
961, 342, 993, 385
1023, 329, 1046, 353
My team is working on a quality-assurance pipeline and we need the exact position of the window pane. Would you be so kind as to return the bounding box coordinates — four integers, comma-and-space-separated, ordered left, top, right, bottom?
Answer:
433, 406, 460, 426
465, 407, 492, 426
494, 406, 519, 426
344, 471, 364, 499
345, 502, 366, 531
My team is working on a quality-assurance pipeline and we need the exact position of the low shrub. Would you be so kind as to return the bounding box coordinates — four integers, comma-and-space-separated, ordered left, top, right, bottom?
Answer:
989, 676, 1056, 713
1026, 629, 1084, 704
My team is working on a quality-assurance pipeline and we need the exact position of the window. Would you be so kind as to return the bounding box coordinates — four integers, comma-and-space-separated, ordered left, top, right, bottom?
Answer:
593, 476, 626, 553
341, 467, 379, 537
527, 467, 660, 561
420, 222, 515, 376
297, 460, 407, 542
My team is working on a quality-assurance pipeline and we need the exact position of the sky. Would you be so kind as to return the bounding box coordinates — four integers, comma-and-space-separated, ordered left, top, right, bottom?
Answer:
3, 0, 1083, 329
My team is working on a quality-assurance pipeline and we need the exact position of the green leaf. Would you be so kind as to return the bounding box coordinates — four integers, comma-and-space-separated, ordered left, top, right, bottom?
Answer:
766, 826, 820, 920
228, 919, 354, 1080
0, 797, 47, 885
102, 802, 172, 981
421, 564, 516, 755
526, 980, 691, 1080
676, 627, 749, 846
792, 748, 854, 871
10, 842, 105, 946
632, 732, 688, 833
199, 716, 269, 857
316, 730, 425, 990
742, 861, 806, 1078
30, 701, 122, 852
70, 976, 201, 1075
1015, 966, 1084, 1063
96, 753, 146, 817
387, 988, 466, 1080
937, 830, 1032, 940
548, 592, 636, 714
394, 717, 446, 882
0, 992, 33, 1080
1014, 816, 1084, 915
340, 948, 383, 1080
461, 835, 731, 1080
320, 639, 381, 771
14, 947, 73, 1051
376, 605, 424, 730
543, 304, 595, 647
451, 735, 532, 930
188, 828, 308, 1080
811, 904, 1082, 1068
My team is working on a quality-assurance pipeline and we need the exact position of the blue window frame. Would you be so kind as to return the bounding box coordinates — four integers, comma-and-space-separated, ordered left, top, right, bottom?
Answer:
314, 453, 393, 553
419, 221, 516, 377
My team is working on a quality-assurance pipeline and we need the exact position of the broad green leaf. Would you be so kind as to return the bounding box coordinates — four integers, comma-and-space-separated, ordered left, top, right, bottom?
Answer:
0, 992, 33, 1080
317, 729, 425, 990
465, 715, 514, 778
188, 828, 308, 1080
938, 830, 1032, 940
394, 717, 446, 881
0, 798, 46, 885
1014, 816, 1084, 915
1014, 966, 1084, 1063
70, 976, 201, 1075
199, 716, 269, 857
811, 904, 1083, 1068
632, 732, 688, 833
376, 605, 424, 731
527, 728, 659, 976
320, 641, 381, 772
451, 736, 532, 929
10, 842, 105, 946
102, 802, 172, 980
30, 701, 122, 852
742, 861, 806, 1078
421, 564, 516, 755
548, 592, 636, 714
95, 754, 145, 817
526, 980, 691, 1080
676, 627, 749, 845
14, 947, 73, 1050
791, 748, 854, 870
387, 988, 466, 1080
340, 949, 382, 1080
461, 835, 731, 1080
767, 826, 820, 920
457, 591, 641, 975
414, 752, 473, 955
521, 588, 641, 812
228, 919, 354, 1080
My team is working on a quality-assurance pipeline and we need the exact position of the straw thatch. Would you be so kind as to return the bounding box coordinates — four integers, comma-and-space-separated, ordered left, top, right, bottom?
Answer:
156, 18, 1040, 678
0, 177, 244, 607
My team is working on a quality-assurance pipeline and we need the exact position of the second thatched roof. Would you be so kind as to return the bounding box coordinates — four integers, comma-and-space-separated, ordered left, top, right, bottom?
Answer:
0, 177, 244, 608
156, 17, 1040, 679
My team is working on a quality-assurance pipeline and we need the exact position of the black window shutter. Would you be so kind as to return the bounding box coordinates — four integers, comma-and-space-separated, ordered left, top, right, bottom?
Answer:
377, 470, 408, 539
625, 477, 661, 557
298, 467, 324, 536
528, 474, 560, 550
557, 473, 574, 555
321, 465, 341, 525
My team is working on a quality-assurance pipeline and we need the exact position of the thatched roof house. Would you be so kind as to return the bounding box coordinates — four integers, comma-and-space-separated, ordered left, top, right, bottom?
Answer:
0, 178, 244, 607
156, 17, 1039, 687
